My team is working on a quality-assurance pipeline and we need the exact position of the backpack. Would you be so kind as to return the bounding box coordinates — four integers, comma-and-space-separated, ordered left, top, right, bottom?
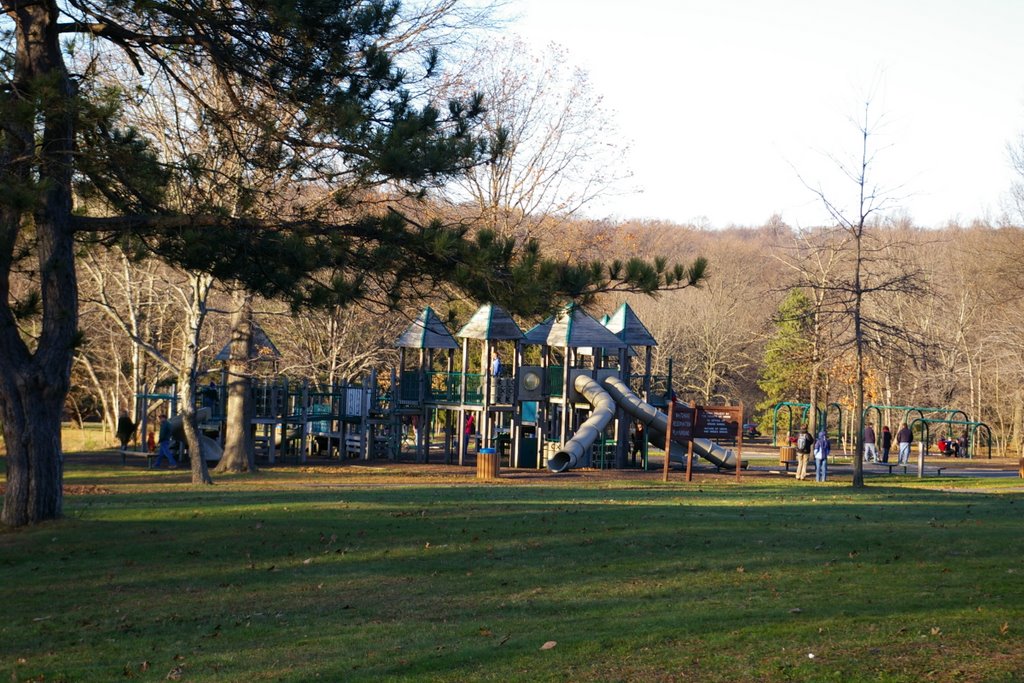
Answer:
796, 432, 811, 453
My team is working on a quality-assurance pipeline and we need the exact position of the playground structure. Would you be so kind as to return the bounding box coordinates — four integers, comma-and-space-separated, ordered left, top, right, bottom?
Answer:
134, 301, 747, 474
391, 301, 739, 473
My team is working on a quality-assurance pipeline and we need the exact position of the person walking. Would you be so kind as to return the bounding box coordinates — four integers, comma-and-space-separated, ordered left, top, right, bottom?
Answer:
795, 424, 813, 481
814, 430, 831, 482
880, 425, 893, 463
863, 423, 878, 462
115, 409, 136, 451
152, 414, 178, 469
896, 423, 913, 465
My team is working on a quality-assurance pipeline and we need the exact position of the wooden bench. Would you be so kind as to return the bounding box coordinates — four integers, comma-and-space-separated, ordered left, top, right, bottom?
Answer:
120, 449, 154, 468
873, 462, 946, 476
343, 433, 390, 458
344, 434, 363, 458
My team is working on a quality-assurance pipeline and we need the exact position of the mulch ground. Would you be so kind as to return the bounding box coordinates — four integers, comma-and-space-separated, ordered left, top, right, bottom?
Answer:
53, 446, 1023, 491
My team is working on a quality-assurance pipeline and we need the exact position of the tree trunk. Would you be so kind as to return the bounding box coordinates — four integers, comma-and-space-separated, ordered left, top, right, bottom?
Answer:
0, 385, 66, 526
179, 275, 214, 485
1, 3, 79, 525
217, 291, 256, 473
178, 391, 213, 485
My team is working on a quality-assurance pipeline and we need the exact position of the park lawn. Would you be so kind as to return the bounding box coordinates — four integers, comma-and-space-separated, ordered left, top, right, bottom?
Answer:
3, 461, 1024, 682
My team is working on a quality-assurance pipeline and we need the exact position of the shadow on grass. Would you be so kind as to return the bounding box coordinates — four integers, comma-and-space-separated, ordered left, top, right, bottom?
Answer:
4, 463, 1024, 681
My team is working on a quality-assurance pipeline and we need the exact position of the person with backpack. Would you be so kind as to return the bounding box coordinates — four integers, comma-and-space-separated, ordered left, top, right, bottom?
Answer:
814, 430, 831, 482
795, 424, 814, 481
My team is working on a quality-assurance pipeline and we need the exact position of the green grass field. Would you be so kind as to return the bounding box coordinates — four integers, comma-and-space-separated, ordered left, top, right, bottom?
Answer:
3, 457, 1024, 682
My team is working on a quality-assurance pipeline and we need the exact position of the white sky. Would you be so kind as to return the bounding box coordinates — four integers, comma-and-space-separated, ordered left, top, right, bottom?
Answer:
511, 0, 1024, 228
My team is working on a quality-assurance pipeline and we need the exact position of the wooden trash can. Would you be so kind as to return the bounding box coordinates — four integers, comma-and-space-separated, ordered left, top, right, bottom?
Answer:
477, 447, 499, 480
779, 446, 797, 466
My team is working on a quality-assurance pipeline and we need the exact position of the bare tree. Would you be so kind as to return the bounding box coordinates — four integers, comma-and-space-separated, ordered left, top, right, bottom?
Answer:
78, 250, 177, 437
798, 101, 922, 486
437, 36, 632, 244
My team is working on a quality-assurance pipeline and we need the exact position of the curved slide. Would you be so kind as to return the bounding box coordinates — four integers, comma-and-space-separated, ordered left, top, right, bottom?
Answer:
547, 374, 617, 472
168, 408, 223, 462
601, 376, 741, 471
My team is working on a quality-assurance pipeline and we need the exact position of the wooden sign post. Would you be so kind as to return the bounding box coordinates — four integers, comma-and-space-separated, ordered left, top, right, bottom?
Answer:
662, 400, 674, 482
664, 399, 695, 482
685, 401, 696, 482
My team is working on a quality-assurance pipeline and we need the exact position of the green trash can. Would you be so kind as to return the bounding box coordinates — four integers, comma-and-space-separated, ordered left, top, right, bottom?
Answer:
517, 434, 538, 468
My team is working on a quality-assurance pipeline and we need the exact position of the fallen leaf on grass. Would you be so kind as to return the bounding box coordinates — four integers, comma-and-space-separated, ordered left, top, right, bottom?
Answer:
166, 665, 184, 680
540, 641, 557, 650
479, 628, 493, 637
931, 627, 942, 636
1000, 622, 1010, 635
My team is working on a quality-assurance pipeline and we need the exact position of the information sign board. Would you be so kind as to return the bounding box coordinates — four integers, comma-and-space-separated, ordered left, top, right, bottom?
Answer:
694, 405, 742, 439
670, 400, 694, 442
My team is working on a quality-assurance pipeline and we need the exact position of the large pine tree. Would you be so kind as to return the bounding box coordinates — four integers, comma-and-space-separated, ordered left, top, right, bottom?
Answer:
1, 1, 705, 525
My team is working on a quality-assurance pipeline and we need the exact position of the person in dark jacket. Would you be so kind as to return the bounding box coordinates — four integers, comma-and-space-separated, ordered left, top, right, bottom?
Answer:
957, 429, 969, 458
863, 423, 878, 462
115, 410, 136, 451
896, 423, 913, 465
880, 425, 893, 463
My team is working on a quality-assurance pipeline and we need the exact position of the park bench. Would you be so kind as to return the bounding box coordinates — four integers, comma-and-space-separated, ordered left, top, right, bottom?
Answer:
343, 433, 390, 458
120, 448, 154, 468
872, 462, 947, 476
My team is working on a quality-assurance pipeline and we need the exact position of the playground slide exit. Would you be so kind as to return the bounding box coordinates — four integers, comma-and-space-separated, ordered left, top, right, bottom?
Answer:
546, 374, 617, 473
546, 374, 740, 472
168, 408, 224, 463
600, 376, 741, 471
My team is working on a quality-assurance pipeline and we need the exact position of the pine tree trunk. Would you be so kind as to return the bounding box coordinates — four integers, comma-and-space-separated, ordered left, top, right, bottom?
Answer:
1, 387, 66, 526
1, 4, 78, 526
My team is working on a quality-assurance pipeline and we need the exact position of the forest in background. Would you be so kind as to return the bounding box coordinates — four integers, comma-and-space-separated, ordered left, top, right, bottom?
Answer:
6, 0, 1024, 521
71, 214, 1024, 456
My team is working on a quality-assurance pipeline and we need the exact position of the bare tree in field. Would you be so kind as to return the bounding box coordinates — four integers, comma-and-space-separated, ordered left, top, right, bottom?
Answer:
797, 101, 922, 487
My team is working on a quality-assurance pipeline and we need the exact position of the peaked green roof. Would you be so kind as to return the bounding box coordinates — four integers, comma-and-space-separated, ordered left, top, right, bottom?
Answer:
526, 302, 626, 349
605, 303, 657, 346
456, 303, 524, 340
394, 307, 458, 349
